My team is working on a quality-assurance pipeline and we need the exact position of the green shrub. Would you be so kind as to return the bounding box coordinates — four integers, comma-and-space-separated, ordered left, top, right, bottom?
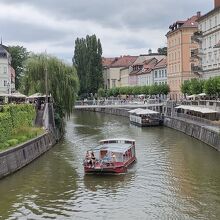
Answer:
17, 136, 28, 143
7, 139, 19, 146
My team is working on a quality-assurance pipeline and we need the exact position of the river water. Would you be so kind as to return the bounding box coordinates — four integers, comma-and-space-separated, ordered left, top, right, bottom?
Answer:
0, 111, 220, 220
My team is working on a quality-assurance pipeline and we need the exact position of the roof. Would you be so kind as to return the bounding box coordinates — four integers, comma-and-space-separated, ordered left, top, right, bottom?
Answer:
129, 108, 159, 115
110, 56, 137, 68
175, 105, 218, 114
91, 138, 136, 154
102, 57, 118, 67
154, 58, 167, 70
181, 15, 199, 28
167, 14, 199, 36
0, 44, 8, 57
130, 58, 158, 75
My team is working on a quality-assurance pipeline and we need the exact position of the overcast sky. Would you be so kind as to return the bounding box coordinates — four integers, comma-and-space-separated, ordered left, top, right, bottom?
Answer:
0, 0, 213, 62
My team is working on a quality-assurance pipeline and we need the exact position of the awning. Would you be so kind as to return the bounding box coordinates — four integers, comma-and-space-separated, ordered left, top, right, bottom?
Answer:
129, 108, 159, 115
175, 105, 218, 114
10, 92, 26, 98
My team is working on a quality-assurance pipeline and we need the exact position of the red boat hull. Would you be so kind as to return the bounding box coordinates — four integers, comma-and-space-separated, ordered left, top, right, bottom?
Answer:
84, 156, 136, 174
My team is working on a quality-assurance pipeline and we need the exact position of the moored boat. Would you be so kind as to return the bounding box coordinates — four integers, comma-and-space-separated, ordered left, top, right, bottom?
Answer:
83, 138, 136, 174
129, 108, 162, 127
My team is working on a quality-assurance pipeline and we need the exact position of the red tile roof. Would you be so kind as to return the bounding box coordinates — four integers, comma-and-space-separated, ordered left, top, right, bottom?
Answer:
167, 14, 199, 35
181, 15, 199, 28
110, 56, 138, 68
154, 58, 167, 69
102, 57, 118, 67
130, 58, 158, 75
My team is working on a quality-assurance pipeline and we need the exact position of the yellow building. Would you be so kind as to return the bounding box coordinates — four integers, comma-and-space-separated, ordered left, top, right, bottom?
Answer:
166, 13, 201, 100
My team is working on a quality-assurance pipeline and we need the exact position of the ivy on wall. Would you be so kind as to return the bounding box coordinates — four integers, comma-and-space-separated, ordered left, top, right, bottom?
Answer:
0, 104, 36, 143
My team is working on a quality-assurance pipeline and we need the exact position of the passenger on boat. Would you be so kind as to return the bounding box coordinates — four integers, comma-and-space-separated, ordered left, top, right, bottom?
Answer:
111, 152, 116, 163
85, 151, 92, 167
91, 151, 96, 167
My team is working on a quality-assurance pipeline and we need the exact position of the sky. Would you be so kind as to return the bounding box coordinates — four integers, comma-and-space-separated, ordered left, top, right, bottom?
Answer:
0, 0, 213, 63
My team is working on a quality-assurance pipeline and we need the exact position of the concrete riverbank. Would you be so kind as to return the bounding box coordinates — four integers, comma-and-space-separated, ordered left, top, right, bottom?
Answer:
0, 132, 56, 179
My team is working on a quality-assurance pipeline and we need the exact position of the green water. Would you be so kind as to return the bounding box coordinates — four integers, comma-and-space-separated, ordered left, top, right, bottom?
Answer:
0, 111, 220, 220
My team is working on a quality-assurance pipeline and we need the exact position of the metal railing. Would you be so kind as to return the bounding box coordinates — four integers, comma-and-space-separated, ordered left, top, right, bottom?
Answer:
174, 113, 220, 127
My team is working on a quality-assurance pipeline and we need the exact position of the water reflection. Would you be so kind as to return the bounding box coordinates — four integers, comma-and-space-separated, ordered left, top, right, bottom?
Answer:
83, 171, 135, 193
0, 141, 78, 220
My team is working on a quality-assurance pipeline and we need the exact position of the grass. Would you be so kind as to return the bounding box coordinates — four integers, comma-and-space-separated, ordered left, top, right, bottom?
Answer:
0, 127, 44, 152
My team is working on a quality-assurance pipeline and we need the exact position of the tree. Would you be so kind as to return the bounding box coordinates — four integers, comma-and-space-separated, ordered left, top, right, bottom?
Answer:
7, 46, 29, 90
157, 47, 167, 55
73, 35, 103, 95
98, 88, 105, 97
204, 76, 220, 98
20, 53, 79, 117
190, 78, 204, 95
181, 80, 191, 97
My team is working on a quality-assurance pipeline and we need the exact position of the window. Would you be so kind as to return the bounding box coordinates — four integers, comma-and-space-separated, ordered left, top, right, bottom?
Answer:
159, 70, 161, 78
155, 71, 158, 78
4, 80, 8, 86
112, 79, 116, 88
3, 67, 7, 74
209, 37, 212, 48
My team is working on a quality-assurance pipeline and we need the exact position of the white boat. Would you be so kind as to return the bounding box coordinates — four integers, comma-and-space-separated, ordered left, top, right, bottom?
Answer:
129, 108, 162, 127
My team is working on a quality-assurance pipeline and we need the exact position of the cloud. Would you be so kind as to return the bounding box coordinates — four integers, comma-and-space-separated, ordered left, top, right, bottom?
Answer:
0, 0, 213, 60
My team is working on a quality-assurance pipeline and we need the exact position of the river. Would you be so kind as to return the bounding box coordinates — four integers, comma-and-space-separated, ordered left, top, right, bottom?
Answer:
0, 111, 220, 220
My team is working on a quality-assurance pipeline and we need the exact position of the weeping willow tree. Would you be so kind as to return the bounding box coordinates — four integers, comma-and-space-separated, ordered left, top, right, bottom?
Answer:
20, 53, 79, 126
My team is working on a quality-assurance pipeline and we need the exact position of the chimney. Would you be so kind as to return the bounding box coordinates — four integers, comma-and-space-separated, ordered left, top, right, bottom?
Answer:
215, 0, 220, 8
197, 11, 201, 18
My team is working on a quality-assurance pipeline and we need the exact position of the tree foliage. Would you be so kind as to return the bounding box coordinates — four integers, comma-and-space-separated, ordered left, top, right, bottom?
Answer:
7, 45, 29, 90
73, 35, 103, 95
20, 53, 79, 117
180, 76, 220, 98
106, 84, 170, 97
204, 76, 220, 97
181, 80, 191, 96
157, 47, 167, 55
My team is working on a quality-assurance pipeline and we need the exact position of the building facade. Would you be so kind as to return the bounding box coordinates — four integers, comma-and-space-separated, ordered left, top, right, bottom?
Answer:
194, 0, 220, 79
167, 13, 200, 100
153, 58, 167, 85
103, 56, 137, 89
0, 44, 15, 94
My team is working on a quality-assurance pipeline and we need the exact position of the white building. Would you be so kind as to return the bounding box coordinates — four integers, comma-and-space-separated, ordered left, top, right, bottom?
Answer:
0, 44, 15, 94
153, 58, 167, 85
195, 0, 220, 79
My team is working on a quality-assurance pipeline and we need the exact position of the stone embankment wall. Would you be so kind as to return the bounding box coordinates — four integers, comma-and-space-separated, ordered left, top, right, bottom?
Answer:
164, 117, 220, 151
79, 107, 130, 117
0, 132, 56, 179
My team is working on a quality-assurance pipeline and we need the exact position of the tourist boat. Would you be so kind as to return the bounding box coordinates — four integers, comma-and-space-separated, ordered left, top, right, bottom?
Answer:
129, 108, 162, 127
83, 138, 136, 174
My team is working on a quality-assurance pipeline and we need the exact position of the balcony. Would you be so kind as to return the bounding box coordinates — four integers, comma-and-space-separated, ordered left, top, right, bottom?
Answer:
190, 48, 203, 60
191, 64, 203, 75
191, 31, 202, 44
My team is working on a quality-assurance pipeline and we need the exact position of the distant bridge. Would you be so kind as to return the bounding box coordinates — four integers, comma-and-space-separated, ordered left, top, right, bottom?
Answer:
74, 102, 165, 110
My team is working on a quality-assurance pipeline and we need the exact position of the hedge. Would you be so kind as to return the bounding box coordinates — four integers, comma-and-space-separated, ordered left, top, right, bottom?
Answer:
0, 104, 36, 143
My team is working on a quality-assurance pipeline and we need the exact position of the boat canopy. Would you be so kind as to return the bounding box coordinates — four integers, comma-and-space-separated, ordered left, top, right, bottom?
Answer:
129, 108, 159, 115
92, 143, 133, 154
99, 138, 135, 144
175, 105, 217, 114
